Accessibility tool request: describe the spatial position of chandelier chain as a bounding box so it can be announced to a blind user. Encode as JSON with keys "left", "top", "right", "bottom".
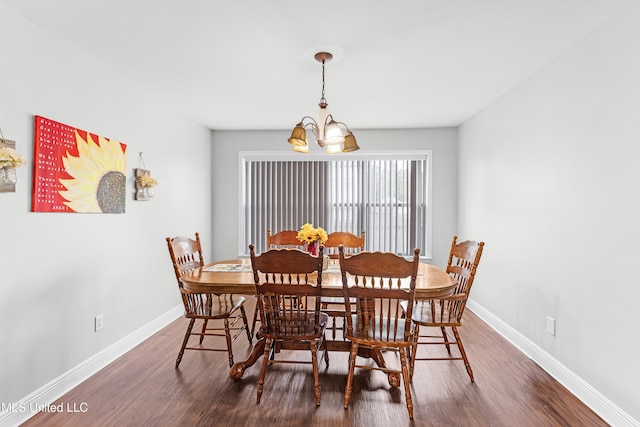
{"left": 320, "top": 59, "right": 327, "bottom": 104}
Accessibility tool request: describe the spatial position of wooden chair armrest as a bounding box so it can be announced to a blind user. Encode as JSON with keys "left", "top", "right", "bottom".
{"left": 439, "top": 293, "right": 467, "bottom": 301}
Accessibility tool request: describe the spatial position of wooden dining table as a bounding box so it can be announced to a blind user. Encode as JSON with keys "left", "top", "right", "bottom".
{"left": 180, "top": 257, "right": 457, "bottom": 386}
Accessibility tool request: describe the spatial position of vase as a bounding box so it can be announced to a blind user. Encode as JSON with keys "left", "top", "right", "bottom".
{"left": 0, "top": 167, "right": 17, "bottom": 185}
{"left": 305, "top": 241, "right": 318, "bottom": 256}
{"left": 136, "top": 187, "right": 149, "bottom": 201}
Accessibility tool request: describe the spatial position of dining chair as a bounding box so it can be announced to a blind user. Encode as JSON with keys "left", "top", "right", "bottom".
{"left": 323, "top": 230, "right": 365, "bottom": 259}
{"left": 266, "top": 228, "right": 304, "bottom": 250}
{"left": 320, "top": 231, "right": 365, "bottom": 339}
{"left": 339, "top": 246, "right": 421, "bottom": 420}
{"left": 249, "top": 244, "right": 329, "bottom": 406}
{"left": 250, "top": 229, "right": 307, "bottom": 336}
{"left": 248, "top": 229, "right": 304, "bottom": 332}
{"left": 408, "top": 235, "right": 484, "bottom": 381}
{"left": 166, "top": 232, "right": 252, "bottom": 368}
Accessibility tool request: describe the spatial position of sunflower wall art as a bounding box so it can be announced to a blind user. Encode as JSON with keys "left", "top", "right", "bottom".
{"left": 32, "top": 116, "right": 127, "bottom": 213}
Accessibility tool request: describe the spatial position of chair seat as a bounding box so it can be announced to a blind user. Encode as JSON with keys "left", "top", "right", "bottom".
{"left": 346, "top": 314, "right": 414, "bottom": 346}
{"left": 259, "top": 311, "right": 329, "bottom": 340}
{"left": 184, "top": 293, "right": 246, "bottom": 319}
{"left": 404, "top": 299, "right": 463, "bottom": 326}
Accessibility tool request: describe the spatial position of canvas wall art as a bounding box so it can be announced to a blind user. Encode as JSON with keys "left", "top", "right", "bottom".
{"left": 32, "top": 116, "right": 127, "bottom": 213}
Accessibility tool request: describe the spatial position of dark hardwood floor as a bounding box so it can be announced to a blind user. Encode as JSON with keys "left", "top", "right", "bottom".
{"left": 22, "top": 298, "right": 607, "bottom": 427}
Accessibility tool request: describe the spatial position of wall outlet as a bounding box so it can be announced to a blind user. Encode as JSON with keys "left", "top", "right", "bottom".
{"left": 95, "top": 314, "right": 104, "bottom": 332}
{"left": 546, "top": 316, "right": 556, "bottom": 336}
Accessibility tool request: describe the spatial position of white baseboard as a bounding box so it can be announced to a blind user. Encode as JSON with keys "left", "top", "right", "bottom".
{"left": 467, "top": 299, "right": 639, "bottom": 427}
{"left": 0, "top": 305, "right": 183, "bottom": 427}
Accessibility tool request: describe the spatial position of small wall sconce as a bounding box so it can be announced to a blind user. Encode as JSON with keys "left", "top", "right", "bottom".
{"left": 0, "top": 127, "right": 27, "bottom": 193}
{"left": 134, "top": 152, "right": 158, "bottom": 201}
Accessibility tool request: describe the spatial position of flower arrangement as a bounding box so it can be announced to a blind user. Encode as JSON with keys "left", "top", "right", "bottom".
{"left": 0, "top": 145, "right": 27, "bottom": 169}
{"left": 137, "top": 175, "right": 158, "bottom": 187}
{"left": 296, "top": 223, "right": 328, "bottom": 245}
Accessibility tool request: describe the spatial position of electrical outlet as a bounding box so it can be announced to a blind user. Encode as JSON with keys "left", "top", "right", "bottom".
{"left": 95, "top": 314, "right": 104, "bottom": 332}
{"left": 546, "top": 316, "right": 556, "bottom": 336}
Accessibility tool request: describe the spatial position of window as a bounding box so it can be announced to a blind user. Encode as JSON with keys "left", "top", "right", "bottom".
{"left": 239, "top": 151, "right": 432, "bottom": 258}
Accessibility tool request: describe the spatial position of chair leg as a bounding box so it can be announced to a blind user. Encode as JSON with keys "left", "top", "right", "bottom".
{"left": 223, "top": 317, "right": 234, "bottom": 368}
{"left": 452, "top": 326, "right": 474, "bottom": 382}
{"left": 240, "top": 305, "right": 252, "bottom": 344}
{"left": 310, "top": 339, "right": 321, "bottom": 406}
{"left": 322, "top": 334, "right": 330, "bottom": 368}
{"left": 199, "top": 319, "right": 208, "bottom": 344}
{"left": 441, "top": 326, "right": 451, "bottom": 353}
{"left": 399, "top": 347, "right": 414, "bottom": 420}
{"left": 344, "top": 342, "right": 358, "bottom": 409}
{"left": 410, "top": 324, "right": 419, "bottom": 380}
{"left": 331, "top": 316, "right": 337, "bottom": 340}
{"left": 257, "top": 337, "right": 272, "bottom": 403}
{"left": 176, "top": 318, "right": 196, "bottom": 368}
{"left": 251, "top": 303, "right": 259, "bottom": 338}
{"left": 341, "top": 316, "right": 348, "bottom": 341}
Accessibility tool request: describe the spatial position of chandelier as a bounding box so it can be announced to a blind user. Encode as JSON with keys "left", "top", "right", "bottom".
{"left": 287, "top": 52, "right": 359, "bottom": 153}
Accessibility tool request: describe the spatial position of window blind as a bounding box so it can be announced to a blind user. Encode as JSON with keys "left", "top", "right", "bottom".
{"left": 240, "top": 152, "right": 431, "bottom": 257}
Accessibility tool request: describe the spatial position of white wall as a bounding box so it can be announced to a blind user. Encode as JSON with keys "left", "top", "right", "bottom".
{"left": 8, "top": 0, "right": 637, "bottom": 422}
{"left": 0, "top": 4, "right": 212, "bottom": 406}
{"left": 210, "top": 128, "right": 458, "bottom": 268}
{"left": 459, "top": 3, "right": 640, "bottom": 422}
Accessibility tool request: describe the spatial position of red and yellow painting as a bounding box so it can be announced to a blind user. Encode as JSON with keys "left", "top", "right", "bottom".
{"left": 32, "top": 116, "right": 127, "bottom": 213}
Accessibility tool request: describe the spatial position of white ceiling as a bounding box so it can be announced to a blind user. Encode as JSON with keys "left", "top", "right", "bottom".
{"left": 2, "top": 0, "right": 635, "bottom": 130}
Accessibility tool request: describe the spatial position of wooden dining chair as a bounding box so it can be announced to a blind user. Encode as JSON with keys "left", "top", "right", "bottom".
{"left": 339, "top": 246, "right": 421, "bottom": 420}
{"left": 250, "top": 229, "right": 307, "bottom": 337}
{"left": 408, "top": 235, "right": 484, "bottom": 381}
{"left": 266, "top": 228, "right": 304, "bottom": 250}
{"left": 323, "top": 230, "right": 365, "bottom": 259}
{"left": 249, "top": 244, "right": 330, "bottom": 406}
{"left": 166, "top": 232, "right": 252, "bottom": 368}
{"left": 320, "top": 231, "right": 365, "bottom": 339}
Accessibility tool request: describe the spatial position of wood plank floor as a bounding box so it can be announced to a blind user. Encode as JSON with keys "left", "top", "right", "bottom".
{"left": 22, "top": 299, "right": 607, "bottom": 427}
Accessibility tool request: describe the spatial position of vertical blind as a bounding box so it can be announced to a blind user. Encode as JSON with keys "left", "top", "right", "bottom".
{"left": 241, "top": 153, "right": 430, "bottom": 257}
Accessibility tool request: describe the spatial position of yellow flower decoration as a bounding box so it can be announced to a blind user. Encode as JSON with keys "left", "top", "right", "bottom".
{"left": 138, "top": 175, "right": 158, "bottom": 187}
{"left": 0, "top": 146, "right": 27, "bottom": 169}
{"left": 296, "top": 223, "right": 328, "bottom": 244}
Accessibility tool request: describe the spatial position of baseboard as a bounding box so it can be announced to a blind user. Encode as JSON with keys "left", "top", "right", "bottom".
{"left": 467, "top": 299, "right": 639, "bottom": 427}
{"left": 0, "top": 305, "right": 183, "bottom": 427}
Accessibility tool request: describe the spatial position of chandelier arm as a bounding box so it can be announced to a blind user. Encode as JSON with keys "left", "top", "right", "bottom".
{"left": 298, "top": 116, "right": 319, "bottom": 127}
{"left": 322, "top": 114, "right": 335, "bottom": 127}
{"left": 298, "top": 116, "right": 320, "bottom": 137}
{"left": 332, "top": 120, "right": 351, "bottom": 131}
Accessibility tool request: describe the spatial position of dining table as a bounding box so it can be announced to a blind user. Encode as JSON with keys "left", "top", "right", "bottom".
{"left": 179, "top": 257, "right": 457, "bottom": 386}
